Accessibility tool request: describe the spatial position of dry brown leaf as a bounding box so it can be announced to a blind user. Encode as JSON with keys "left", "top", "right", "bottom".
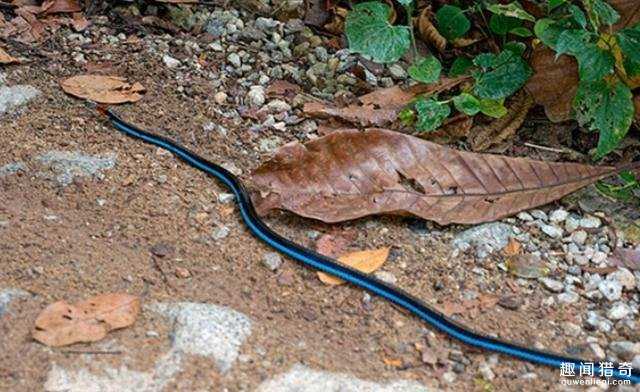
{"left": 417, "top": 7, "right": 446, "bottom": 52}
{"left": 609, "top": 247, "right": 640, "bottom": 270}
{"left": 252, "top": 128, "right": 635, "bottom": 225}
{"left": 0, "top": 47, "right": 19, "bottom": 64}
{"left": 527, "top": 1, "right": 640, "bottom": 122}
{"left": 41, "top": 0, "right": 82, "bottom": 14}
{"left": 60, "top": 75, "right": 146, "bottom": 104}
{"left": 304, "top": 78, "right": 467, "bottom": 128}
{"left": 33, "top": 293, "right": 140, "bottom": 347}
{"left": 502, "top": 238, "right": 522, "bottom": 257}
{"left": 470, "top": 90, "right": 534, "bottom": 151}
{"left": 317, "top": 247, "right": 390, "bottom": 285}
{"left": 70, "top": 12, "right": 89, "bottom": 31}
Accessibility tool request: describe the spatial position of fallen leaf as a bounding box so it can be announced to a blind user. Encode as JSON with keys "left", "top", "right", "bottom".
{"left": 33, "top": 293, "right": 140, "bottom": 347}
{"left": 506, "top": 254, "right": 550, "bottom": 279}
{"left": 383, "top": 357, "right": 403, "bottom": 367}
{"left": 60, "top": 75, "right": 145, "bottom": 104}
{"left": 419, "top": 113, "right": 473, "bottom": 144}
{"left": 526, "top": 1, "right": 640, "bottom": 122}
{"left": 0, "top": 47, "right": 19, "bottom": 64}
{"left": 317, "top": 247, "right": 390, "bottom": 285}
{"left": 41, "top": 0, "right": 82, "bottom": 14}
{"left": 252, "top": 128, "right": 632, "bottom": 225}
{"left": 470, "top": 90, "right": 534, "bottom": 151}
{"left": 417, "top": 7, "right": 446, "bottom": 52}
{"left": 304, "top": 78, "right": 467, "bottom": 128}
{"left": 609, "top": 247, "right": 640, "bottom": 270}
{"left": 70, "top": 12, "right": 89, "bottom": 31}
{"left": 316, "top": 234, "right": 351, "bottom": 258}
{"left": 502, "top": 238, "right": 522, "bottom": 257}
{"left": 304, "top": 0, "right": 333, "bottom": 29}
{"left": 266, "top": 80, "right": 302, "bottom": 99}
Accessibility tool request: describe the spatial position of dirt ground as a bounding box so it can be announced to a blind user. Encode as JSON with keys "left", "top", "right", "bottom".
{"left": 0, "top": 19, "right": 635, "bottom": 392}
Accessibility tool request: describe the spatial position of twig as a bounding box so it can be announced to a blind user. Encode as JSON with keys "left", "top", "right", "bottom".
{"left": 62, "top": 349, "right": 123, "bottom": 355}
{"left": 523, "top": 142, "right": 568, "bottom": 154}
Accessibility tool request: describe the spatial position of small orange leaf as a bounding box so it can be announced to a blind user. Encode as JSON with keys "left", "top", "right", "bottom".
{"left": 383, "top": 357, "right": 403, "bottom": 367}
{"left": 33, "top": 293, "right": 140, "bottom": 347}
{"left": 0, "top": 47, "right": 19, "bottom": 64}
{"left": 318, "top": 247, "right": 390, "bottom": 285}
{"left": 502, "top": 238, "right": 522, "bottom": 257}
{"left": 60, "top": 75, "right": 145, "bottom": 104}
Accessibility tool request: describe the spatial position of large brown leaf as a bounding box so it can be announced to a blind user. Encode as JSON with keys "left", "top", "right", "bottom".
{"left": 251, "top": 128, "right": 632, "bottom": 225}
{"left": 526, "top": 0, "right": 640, "bottom": 122}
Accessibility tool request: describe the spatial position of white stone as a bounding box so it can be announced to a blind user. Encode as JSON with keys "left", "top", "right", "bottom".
{"left": 227, "top": 52, "right": 241, "bottom": 67}
{"left": 540, "top": 278, "right": 564, "bottom": 293}
{"left": 539, "top": 223, "right": 563, "bottom": 239}
{"left": 266, "top": 99, "right": 291, "bottom": 113}
{"left": 257, "top": 364, "right": 430, "bottom": 392}
{"left": 557, "top": 291, "right": 579, "bottom": 304}
{"left": 598, "top": 279, "right": 622, "bottom": 301}
{"left": 607, "top": 302, "right": 631, "bottom": 320}
{"left": 549, "top": 209, "right": 569, "bottom": 223}
{"left": 162, "top": 54, "right": 180, "bottom": 68}
{"left": 570, "top": 230, "right": 588, "bottom": 245}
{"left": 262, "top": 252, "right": 282, "bottom": 271}
{"left": 579, "top": 216, "right": 601, "bottom": 229}
{"left": 246, "top": 85, "right": 266, "bottom": 107}
{"left": 608, "top": 268, "right": 636, "bottom": 291}
{"left": 214, "top": 91, "right": 227, "bottom": 105}
{"left": 517, "top": 212, "right": 533, "bottom": 221}
{"left": 0, "top": 85, "right": 40, "bottom": 115}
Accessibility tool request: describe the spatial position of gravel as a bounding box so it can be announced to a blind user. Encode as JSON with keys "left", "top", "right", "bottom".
{"left": 0, "top": 85, "right": 40, "bottom": 115}
{"left": 539, "top": 278, "right": 564, "bottom": 293}
{"left": 162, "top": 54, "right": 180, "bottom": 68}
{"left": 0, "top": 288, "right": 29, "bottom": 317}
{"left": 262, "top": 252, "right": 282, "bottom": 271}
{"left": 37, "top": 151, "right": 116, "bottom": 186}
{"left": 598, "top": 279, "right": 623, "bottom": 301}
{"left": 452, "top": 222, "right": 515, "bottom": 259}
{"left": 0, "top": 162, "right": 25, "bottom": 177}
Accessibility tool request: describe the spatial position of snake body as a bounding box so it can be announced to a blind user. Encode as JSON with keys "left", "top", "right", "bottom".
{"left": 101, "top": 108, "right": 639, "bottom": 384}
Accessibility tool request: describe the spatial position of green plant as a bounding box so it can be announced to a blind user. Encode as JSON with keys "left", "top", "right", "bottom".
{"left": 345, "top": 1, "right": 534, "bottom": 132}
{"left": 535, "top": 0, "right": 639, "bottom": 158}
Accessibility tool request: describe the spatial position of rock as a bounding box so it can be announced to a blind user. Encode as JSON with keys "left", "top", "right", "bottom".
{"left": 589, "top": 343, "right": 606, "bottom": 361}
{"left": 565, "top": 215, "right": 581, "bottom": 233}
{"left": 498, "top": 295, "right": 523, "bottom": 310}
{"left": 607, "top": 302, "right": 631, "bottom": 320}
{"left": 580, "top": 216, "right": 602, "bottom": 229}
{"left": 246, "top": 85, "right": 266, "bottom": 107}
{"left": 609, "top": 341, "right": 640, "bottom": 360}
{"left": 478, "top": 363, "right": 495, "bottom": 381}
{"left": 539, "top": 223, "right": 563, "bottom": 239}
{"left": 0, "top": 85, "right": 40, "bottom": 115}
{"left": 227, "top": 52, "right": 242, "bottom": 68}
{"left": 212, "top": 226, "right": 230, "bottom": 240}
{"left": 217, "top": 193, "right": 235, "bottom": 203}
{"left": 374, "top": 271, "right": 397, "bottom": 285}
{"left": 266, "top": 99, "right": 291, "bottom": 113}
{"left": 540, "top": 278, "right": 564, "bottom": 293}
{"left": 530, "top": 209, "right": 548, "bottom": 221}
{"left": 517, "top": 212, "right": 534, "bottom": 221}
{"left": 633, "top": 355, "right": 640, "bottom": 370}
{"left": 557, "top": 291, "right": 579, "bottom": 304}
{"left": 608, "top": 268, "right": 636, "bottom": 291}
{"left": 442, "top": 371, "right": 457, "bottom": 383}
{"left": 452, "top": 222, "right": 515, "bottom": 259}
{"left": 562, "top": 321, "right": 582, "bottom": 337}
{"left": 598, "top": 279, "right": 622, "bottom": 301}
{"left": 149, "top": 302, "right": 252, "bottom": 372}
{"left": 150, "top": 243, "right": 174, "bottom": 258}
{"left": 262, "top": 252, "right": 282, "bottom": 271}
{"left": 175, "top": 267, "right": 191, "bottom": 278}
{"left": 256, "top": 364, "right": 430, "bottom": 392}
{"left": 549, "top": 209, "right": 569, "bottom": 223}
{"left": 214, "top": 91, "right": 228, "bottom": 105}
{"left": 162, "top": 54, "right": 180, "bottom": 68}
{"left": 0, "top": 162, "right": 25, "bottom": 177}
{"left": 585, "top": 311, "right": 612, "bottom": 333}
{"left": 0, "top": 288, "right": 29, "bottom": 316}
{"left": 255, "top": 17, "right": 279, "bottom": 31}
{"left": 570, "top": 230, "right": 588, "bottom": 245}
{"left": 37, "top": 151, "right": 116, "bottom": 186}
{"left": 388, "top": 64, "right": 407, "bottom": 79}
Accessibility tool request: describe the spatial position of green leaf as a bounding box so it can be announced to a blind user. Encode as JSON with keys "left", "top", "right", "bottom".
{"left": 616, "top": 28, "right": 640, "bottom": 64}
{"left": 596, "top": 172, "right": 639, "bottom": 202}
{"left": 548, "top": 0, "right": 567, "bottom": 11}
{"left": 408, "top": 56, "right": 442, "bottom": 83}
{"left": 449, "top": 57, "right": 474, "bottom": 77}
{"left": 435, "top": 5, "right": 471, "bottom": 40}
{"left": 486, "top": 2, "right": 536, "bottom": 22}
{"left": 345, "top": 2, "right": 411, "bottom": 63}
{"left": 555, "top": 29, "right": 591, "bottom": 56}
{"left": 415, "top": 97, "right": 451, "bottom": 132}
{"left": 624, "top": 57, "right": 640, "bottom": 77}
{"left": 398, "top": 107, "right": 416, "bottom": 126}
{"left": 473, "top": 50, "right": 532, "bottom": 100}
{"left": 397, "top": 0, "right": 414, "bottom": 8}
{"left": 489, "top": 14, "right": 522, "bottom": 35}
{"left": 453, "top": 93, "right": 481, "bottom": 115}
{"left": 568, "top": 4, "right": 587, "bottom": 28}
{"left": 509, "top": 27, "right": 532, "bottom": 37}
{"left": 576, "top": 45, "right": 615, "bottom": 81}
{"left": 534, "top": 18, "right": 565, "bottom": 47}
{"left": 504, "top": 41, "right": 527, "bottom": 56}
{"left": 590, "top": 0, "right": 620, "bottom": 26}
{"left": 473, "top": 53, "right": 497, "bottom": 69}
{"left": 573, "top": 79, "right": 634, "bottom": 158}
{"left": 479, "top": 98, "right": 508, "bottom": 118}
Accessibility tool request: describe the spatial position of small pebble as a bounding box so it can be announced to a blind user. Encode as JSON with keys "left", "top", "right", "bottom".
{"left": 549, "top": 209, "right": 569, "bottom": 223}
{"left": 212, "top": 226, "right": 230, "bottom": 240}
{"left": 580, "top": 216, "right": 601, "bottom": 229}
{"left": 598, "top": 279, "right": 622, "bottom": 301}
{"left": 517, "top": 212, "right": 533, "bottom": 221}
{"left": 162, "top": 54, "right": 180, "bottom": 68}
{"left": 374, "top": 271, "right": 397, "bottom": 285}
{"left": 214, "top": 91, "right": 228, "bottom": 105}
{"left": 539, "top": 223, "right": 563, "bottom": 239}
{"left": 531, "top": 210, "right": 548, "bottom": 221}
{"left": 262, "top": 252, "right": 282, "bottom": 271}
{"left": 175, "top": 267, "right": 191, "bottom": 278}
{"left": 540, "top": 278, "right": 564, "bottom": 293}
{"left": 607, "top": 302, "right": 631, "bottom": 320}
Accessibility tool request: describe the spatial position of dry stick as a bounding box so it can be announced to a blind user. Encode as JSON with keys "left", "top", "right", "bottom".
{"left": 62, "top": 350, "right": 123, "bottom": 355}
{"left": 523, "top": 142, "right": 568, "bottom": 154}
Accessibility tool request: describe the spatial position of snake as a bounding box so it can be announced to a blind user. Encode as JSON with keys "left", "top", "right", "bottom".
{"left": 98, "top": 106, "right": 639, "bottom": 384}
